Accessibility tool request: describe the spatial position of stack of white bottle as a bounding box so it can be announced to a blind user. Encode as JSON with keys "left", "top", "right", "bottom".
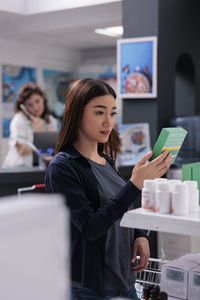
{"left": 141, "top": 178, "right": 199, "bottom": 215}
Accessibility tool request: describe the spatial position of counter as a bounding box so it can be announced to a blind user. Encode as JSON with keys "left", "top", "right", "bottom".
{"left": 0, "top": 167, "right": 46, "bottom": 196}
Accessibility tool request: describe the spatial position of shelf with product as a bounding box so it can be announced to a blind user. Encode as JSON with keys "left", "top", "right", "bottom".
{"left": 120, "top": 207, "right": 200, "bottom": 236}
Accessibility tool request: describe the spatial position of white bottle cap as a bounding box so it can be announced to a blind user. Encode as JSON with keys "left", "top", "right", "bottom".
{"left": 184, "top": 180, "right": 198, "bottom": 189}
{"left": 174, "top": 183, "right": 187, "bottom": 192}
{"left": 156, "top": 182, "right": 170, "bottom": 191}
{"left": 169, "top": 179, "right": 182, "bottom": 191}
{"left": 154, "top": 178, "right": 168, "bottom": 182}
{"left": 169, "top": 179, "right": 182, "bottom": 184}
{"left": 143, "top": 180, "right": 155, "bottom": 189}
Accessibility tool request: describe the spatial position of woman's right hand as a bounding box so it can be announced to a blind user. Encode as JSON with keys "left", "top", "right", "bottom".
{"left": 130, "top": 150, "right": 172, "bottom": 190}
{"left": 16, "top": 142, "right": 32, "bottom": 155}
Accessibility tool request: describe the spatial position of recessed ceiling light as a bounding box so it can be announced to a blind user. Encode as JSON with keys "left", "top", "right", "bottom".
{"left": 94, "top": 26, "right": 123, "bottom": 38}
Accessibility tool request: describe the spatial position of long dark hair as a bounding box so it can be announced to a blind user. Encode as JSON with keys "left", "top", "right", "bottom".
{"left": 15, "top": 82, "right": 50, "bottom": 123}
{"left": 55, "top": 78, "right": 117, "bottom": 157}
{"left": 103, "top": 126, "right": 122, "bottom": 160}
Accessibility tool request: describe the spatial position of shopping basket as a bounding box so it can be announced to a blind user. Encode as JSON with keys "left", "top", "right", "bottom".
{"left": 17, "top": 183, "right": 46, "bottom": 196}
{"left": 135, "top": 255, "right": 169, "bottom": 299}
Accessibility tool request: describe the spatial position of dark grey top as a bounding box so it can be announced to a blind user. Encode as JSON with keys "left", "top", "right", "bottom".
{"left": 87, "top": 158, "right": 135, "bottom": 292}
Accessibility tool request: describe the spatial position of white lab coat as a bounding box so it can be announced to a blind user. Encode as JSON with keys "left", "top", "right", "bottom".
{"left": 2, "top": 112, "right": 57, "bottom": 168}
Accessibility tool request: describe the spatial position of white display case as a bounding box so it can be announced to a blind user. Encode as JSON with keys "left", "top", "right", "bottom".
{"left": 120, "top": 207, "right": 200, "bottom": 236}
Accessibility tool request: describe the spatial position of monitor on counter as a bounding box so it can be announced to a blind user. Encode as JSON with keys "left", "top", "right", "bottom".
{"left": 33, "top": 131, "right": 59, "bottom": 166}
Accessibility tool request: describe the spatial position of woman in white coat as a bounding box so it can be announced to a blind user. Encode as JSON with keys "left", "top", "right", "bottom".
{"left": 2, "top": 82, "right": 57, "bottom": 168}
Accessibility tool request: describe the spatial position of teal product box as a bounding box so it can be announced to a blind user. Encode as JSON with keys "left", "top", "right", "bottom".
{"left": 192, "top": 163, "right": 200, "bottom": 190}
{"left": 182, "top": 163, "right": 193, "bottom": 181}
{"left": 150, "top": 127, "right": 188, "bottom": 164}
{"left": 182, "top": 162, "right": 200, "bottom": 204}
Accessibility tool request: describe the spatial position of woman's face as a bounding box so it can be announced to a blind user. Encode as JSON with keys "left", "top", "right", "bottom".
{"left": 24, "top": 93, "right": 45, "bottom": 117}
{"left": 78, "top": 94, "right": 116, "bottom": 145}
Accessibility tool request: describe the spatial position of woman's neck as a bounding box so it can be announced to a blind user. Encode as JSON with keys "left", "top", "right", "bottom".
{"left": 73, "top": 140, "right": 105, "bottom": 164}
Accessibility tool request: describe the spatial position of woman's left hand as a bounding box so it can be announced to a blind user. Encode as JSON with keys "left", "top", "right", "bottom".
{"left": 130, "top": 150, "right": 172, "bottom": 190}
{"left": 131, "top": 237, "right": 150, "bottom": 272}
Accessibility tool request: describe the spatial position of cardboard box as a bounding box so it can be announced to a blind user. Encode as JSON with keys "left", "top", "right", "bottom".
{"left": 188, "top": 264, "right": 200, "bottom": 300}
{"left": 192, "top": 163, "right": 200, "bottom": 190}
{"left": 182, "top": 163, "right": 193, "bottom": 181}
{"left": 151, "top": 127, "right": 187, "bottom": 164}
{"left": 177, "top": 254, "right": 200, "bottom": 265}
{"left": 161, "top": 258, "right": 198, "bottom": 299}
{"left": 182, "top": 162, "right": 200, "bottom": 204}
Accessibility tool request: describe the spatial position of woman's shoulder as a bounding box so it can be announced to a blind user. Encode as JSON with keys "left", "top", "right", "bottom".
{"left": 48, "top": 114, "right": 56, "bottom": 122}
{"left": 49, "top": 146, "right": 88, "bottom": 170}
{"left": 52, "top": 151, "right": 69, "bottom": 162}
{"left": 47, "top": 150, "right": 83, "bottom": 180}
{"left": 11, "top": 112, "right": 29, "bottom": 124}
{"left": 49, "top": 151, "right": 75, "bottom": 169}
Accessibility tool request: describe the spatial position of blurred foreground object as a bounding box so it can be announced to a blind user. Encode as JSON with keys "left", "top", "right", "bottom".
{"left": 0, "top": 193, "right": 70, "bottom": 300}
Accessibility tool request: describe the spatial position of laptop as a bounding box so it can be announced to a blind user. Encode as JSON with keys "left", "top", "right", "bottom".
{"left": 33, "top": 131, "right": 59, "bottom": 166}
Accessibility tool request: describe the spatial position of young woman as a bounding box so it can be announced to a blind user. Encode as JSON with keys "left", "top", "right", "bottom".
{"left": 2, "top": 82, "right": 57, "bottom": 168}
{"left": 45, "top": 78, "right": 172, "bottom": 300}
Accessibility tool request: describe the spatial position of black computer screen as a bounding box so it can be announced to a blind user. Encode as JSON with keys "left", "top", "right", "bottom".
{"left": 33, "top": 131, "right": 59, "bottom": 166}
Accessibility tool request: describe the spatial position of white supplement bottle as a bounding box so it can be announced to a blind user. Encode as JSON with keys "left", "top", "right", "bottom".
{"left": 154, "top": 178, "right": 168, "bottom": 184}
{"left": 168, "top": 179, "right": 182, "bottom": 192}
{"left": 155, "top": 181, "right": 170, "bottom": 214}
{"left": 154, "top": 178, "right": 168, "bottom": 192}
{"left": 184, "top": 180, "right": 199, "bottom": 212}
{"left": 171, "top": 183, "right": 189, "bottom": 215}
{"left": 154, "top": 178, "right": 168, "bottom": 183}
{"left": 141, "top": 180, "right": 155, "bottom": 211}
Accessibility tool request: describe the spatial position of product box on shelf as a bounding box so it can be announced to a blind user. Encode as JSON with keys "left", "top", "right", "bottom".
{"left": 178, "top": 254, "right": 200, "bottom": 265}
{"left": 182, "top": 163, "right": 193, "bottom": 181}
{"left": 188, "top": 264, "right": 200, "bottom": 300}
{"left": 182, "top": 162, "right": 200, "bottom": 204}
{"left": 150, "top": 127, "right": 187, "bottom": 164}
{"left": 192, "top": 163, "right": 200, "bottom": 190}
{"left": 161, "top": 257, "right": 198, "bottom": 300}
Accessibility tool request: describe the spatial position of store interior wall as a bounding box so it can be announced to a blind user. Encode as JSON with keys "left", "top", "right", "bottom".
{"left": 122, "top": 0, "right": 159, "bottom": 258}
{"left": 122, "top": 0, "right": 200, "bottom": 258}
{"left": 2, "top": 0, "right": 200, "bottom": 165}
{"left": 1, "top": 0, "right": 200, "bottom": 166}
{"left": 122, "top": 0, "right": 159, "bottom": 145}
{"left": 123, "top": 0, "right": 200, "bottom": 140}
{"left": 157, "top": 0, "right": 200, "bottom": 130}
{"left": 0, "top": 37, "right": 80, "bottom": 165}
{"left": 175, "top": 54, "right": 195, "bottom": 116}
{"left": 81, "top": 46, "right": 116, "bottom": 65}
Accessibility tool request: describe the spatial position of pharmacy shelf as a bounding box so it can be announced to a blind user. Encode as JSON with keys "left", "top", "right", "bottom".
{"left": 120, "top": 208, "right": 200, "bottom": 236}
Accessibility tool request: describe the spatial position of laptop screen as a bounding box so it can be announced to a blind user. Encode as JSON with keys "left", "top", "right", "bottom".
{"left": 33, "top": 131, "right": 59, "bottom": 166}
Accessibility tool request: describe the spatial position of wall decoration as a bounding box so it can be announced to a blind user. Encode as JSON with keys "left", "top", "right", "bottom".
{"left": 42, "top": 69, "right": 73, "bottom": 129}
{"left": 2, "top": 64, "right": 37, "bottom": 138}
{"left": 117, "top": 36, "right": 157, "bottom": 98}
{"left": 116, "top": 123, "right": 151, "bottom": 166}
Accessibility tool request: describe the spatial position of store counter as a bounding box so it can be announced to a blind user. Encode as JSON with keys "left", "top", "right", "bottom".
{"left": 0, "top": 167, "right": 46, "bottom": 197}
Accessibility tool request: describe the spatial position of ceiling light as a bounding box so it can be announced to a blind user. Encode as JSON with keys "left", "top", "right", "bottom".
{"left": 95, "top": 26, "right": 123, "bottom": 38}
